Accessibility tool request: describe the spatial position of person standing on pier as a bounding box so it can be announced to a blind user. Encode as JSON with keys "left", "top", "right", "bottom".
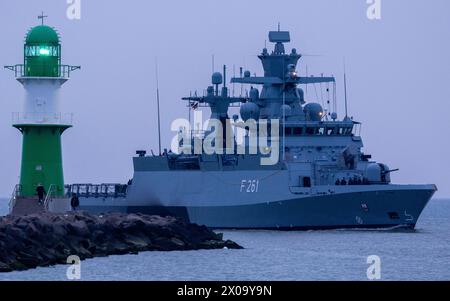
{"left": 36, "top": 184, "right": 45, "bottom": 205}
{"left": 71, "top": 193, "right": 80, "bottom": 211}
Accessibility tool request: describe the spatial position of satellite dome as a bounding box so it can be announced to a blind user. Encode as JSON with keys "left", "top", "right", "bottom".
{"left": 331, "top": 112, "right": 338, "bottom": 120}
{"left": 304, "top": 103, "right": 324, "bottom": 121}
{"left": 26, "top": 25, "right": 59, "bottom": 45}
{"left": 280, "top": 104, "right": 292, "bottom": 117}
{"left": 240, "top": 102, "right": 260, "bottom": 121}
{"left": 211, "top": 72, "right": 223, "bottom": 85}
{"left": 244, "top": 70, "right": 251, "bottom": 78}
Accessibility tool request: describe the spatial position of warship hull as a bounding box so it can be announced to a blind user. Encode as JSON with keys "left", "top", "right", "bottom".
{"left": 79, "top": 183, "right": 436, "bottom": 230}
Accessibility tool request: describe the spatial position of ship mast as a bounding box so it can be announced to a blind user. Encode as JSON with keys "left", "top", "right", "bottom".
{"left": 343, "top": 58, "right": 349, "bottom": 118}
{"left": 155, "top": 58, "right": 162, "bottom": 155}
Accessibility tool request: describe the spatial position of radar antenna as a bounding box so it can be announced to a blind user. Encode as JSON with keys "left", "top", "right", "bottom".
{"left": 155, "top": 58, "right": 162, "bottom": 155}
{"left": 343, "top": 58, "right": 349, "bottom": 118}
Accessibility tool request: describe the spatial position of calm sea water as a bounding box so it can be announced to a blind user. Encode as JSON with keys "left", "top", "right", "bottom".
{"left": 0, "top": 198, "right": 449, "bottom": 281}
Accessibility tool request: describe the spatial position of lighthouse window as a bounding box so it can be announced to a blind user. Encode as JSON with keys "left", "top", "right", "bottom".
{"left": 39, "top": 48, "right": 50, "bottom": 55}
{"left": 25, "top": 45, "right": 59, "bottom": 57}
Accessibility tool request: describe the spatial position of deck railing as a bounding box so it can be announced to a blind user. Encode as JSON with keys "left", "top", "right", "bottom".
{"left": 65, "top": 183, "right": 128, "bottom": 198}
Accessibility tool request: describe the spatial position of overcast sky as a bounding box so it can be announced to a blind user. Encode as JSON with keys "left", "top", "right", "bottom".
{"left": 0, "top": 0, "right": 449, "bottom": 198}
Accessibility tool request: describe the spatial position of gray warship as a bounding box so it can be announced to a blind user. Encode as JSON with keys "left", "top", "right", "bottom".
{"left": 71, "top": 30, "right": 437, "bottom": 230}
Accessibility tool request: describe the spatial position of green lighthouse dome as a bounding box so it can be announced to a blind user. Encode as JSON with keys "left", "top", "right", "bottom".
{"left": 24, "top": 25, "right": 61, "bottom": 77}
{"left": 25, "top": 25, "right": 60, "bottom": 45}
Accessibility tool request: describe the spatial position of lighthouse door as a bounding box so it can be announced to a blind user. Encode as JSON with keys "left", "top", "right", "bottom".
{"left": 32, "top": 167, "right": 46, "bottom": 195}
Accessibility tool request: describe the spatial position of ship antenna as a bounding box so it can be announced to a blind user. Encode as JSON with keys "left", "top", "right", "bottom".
{"left": 282, "top": 59, "right": 286, "bottom": 161}
{"left": 333, "top": 77, "right": 337, "bottom": 116}
{"left": 223, "top": 65, "right": 227, "bottom": 89}
{"left": 343, "top": 58, "right": 349, "bottom": 118}
{"left": 189, "top": 91, "right": 192, "bottom": 125}
{"left": 239, "top": 67, "right": 243, "bottom": 97}
{"left": 305, "top": 65, "right": 309, "bottom": 96}
{"left": 232, "top": 64, "right": 236, "bottom": 97}
{"left": 155, "top": 58, "right": 162, "bottom": 156}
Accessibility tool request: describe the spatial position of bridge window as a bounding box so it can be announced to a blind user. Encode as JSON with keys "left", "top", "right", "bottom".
{"left": 285, "top": 127, "right": 304, "bottom": 136}
{"left": 284, "top": 125, "right": 354, "bottom": 136}
{"left": 294, "top": 127, "right": 303, "bottom": 135}
{"left": 285, "top": 127, "right": 292, "bottom": 136}
{"left": 306, "top": 127, "right": 315, "bottom": 135}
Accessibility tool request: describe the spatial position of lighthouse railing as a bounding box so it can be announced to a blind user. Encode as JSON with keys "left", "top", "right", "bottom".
{"left": 44, "top": 184, "right": 56, "bottom": 212}
{"left": 9, "top": 184, "right": 22, "bottom": 214}
{"left": 4, "top": 64, "right": 80, "bottom": 78}
{"left": 12, "top": 112, "right": 73, "bottom": 126}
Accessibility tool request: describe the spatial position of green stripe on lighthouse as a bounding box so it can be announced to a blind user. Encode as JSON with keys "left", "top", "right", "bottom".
{"left": 15, "top": 125, "right": 70, "bottom": 197}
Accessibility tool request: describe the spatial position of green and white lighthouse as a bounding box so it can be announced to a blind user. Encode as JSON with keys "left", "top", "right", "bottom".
{"left": 5, "top": 16, "right": 79, "bottom": 206}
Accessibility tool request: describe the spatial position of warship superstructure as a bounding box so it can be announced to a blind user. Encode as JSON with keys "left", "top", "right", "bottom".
{"left": 73, "top": 30, "right": 437, "bottom": 230}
